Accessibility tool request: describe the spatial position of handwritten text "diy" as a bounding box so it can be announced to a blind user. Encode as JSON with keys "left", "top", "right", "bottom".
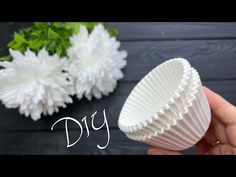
{"left": 51, "top": 109, "right": 110, "bottom": 150}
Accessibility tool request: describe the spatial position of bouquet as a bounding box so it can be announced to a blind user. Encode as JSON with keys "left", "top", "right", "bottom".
{"left": 0, "top": 22, "right": 127, "bottom": 121}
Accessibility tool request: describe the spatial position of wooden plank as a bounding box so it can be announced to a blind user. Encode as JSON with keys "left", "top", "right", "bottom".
{"left": 2, "top": 24, "right": 236, "bottom": 81}
{"left": 120, "top": 40, "right": 236, "bottom": 81}
{"left": 0, "top": 82, "right": 133, "bottom": 131}
{"left": 2, "top": 39, "right": 236, "bottom": 81}
{"left": 0, "top": 22, "right": 32, "bottom": 55}
{"left": 1, "top": 23, "right": 236, "bottom": 44}
{"left": 0, "top": 80, "right": 236, "bottom": 132}
{"left": 108, "top": 22, "right": 236, "bottom": 41}
{"left": 0, "top": 129, "right": 149, "bottom": 155}
{"left": 0, "top": 23, "right": 234, "bottom": 155}
{"left": 0, "top": 129, "right": 195, "bottom": 155}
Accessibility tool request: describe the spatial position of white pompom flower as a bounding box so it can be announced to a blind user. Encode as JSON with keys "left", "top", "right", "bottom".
{"left": 0, "top": 48, "right": 74, "bottom": 121}
{"left": 67, "top": 24, "right": 128, "bottom": 100}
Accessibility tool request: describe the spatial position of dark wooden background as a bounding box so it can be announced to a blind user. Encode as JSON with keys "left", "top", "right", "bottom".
{"left": 0, "top": 22, "right": 236, "bottom": 155}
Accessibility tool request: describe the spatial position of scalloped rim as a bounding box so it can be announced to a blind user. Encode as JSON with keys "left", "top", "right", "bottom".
{"left": 118, "top": 58, "right": 193, "bottom": 133}
{"left": 126, "top": 68, "right": 203, "bottom": 141}
{"left": 126, "top": 68, "right": 200, "bottom": 138}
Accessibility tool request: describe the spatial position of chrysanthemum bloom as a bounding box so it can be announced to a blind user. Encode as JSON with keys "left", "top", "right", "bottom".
{"left": 0, "top": 48, "right": 74, "bottom": 121}
{"left": 67, "top": 24, "right": 127, "bottom": 100}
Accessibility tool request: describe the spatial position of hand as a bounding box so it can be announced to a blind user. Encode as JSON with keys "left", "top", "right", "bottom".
{"left": 148, "top": 87, "right": 236, "bottom": 155}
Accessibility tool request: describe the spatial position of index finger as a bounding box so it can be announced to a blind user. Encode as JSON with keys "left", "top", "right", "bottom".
{"left": 203, "top": 87, "right": 236, "bottom": 147}
{"left": 203, "top": 87, "right": 236, "bottom": 126}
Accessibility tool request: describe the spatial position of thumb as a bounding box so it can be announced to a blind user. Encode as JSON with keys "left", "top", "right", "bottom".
{"left": 147, "top": 147, "right": 182, "bottom": 155}
{"left": 203, "top": 87, "right": 236, "bottom": 125}
{"left": 203, "top": 87, "right": 236, "bottom": 147}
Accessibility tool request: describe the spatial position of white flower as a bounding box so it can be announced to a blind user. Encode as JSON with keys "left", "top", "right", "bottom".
{"left": 67, "top": 24, "right": 127, "bottom": 100}
{"left": 0, "top": 48, "right": 74, "bottom": 121}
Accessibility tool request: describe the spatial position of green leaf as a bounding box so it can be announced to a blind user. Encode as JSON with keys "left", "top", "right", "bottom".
{"left": 31, "top": 29, "right": 43, "bottom": 38}
{"left": 7, "top": 32, "right": 27, "bottom": 50}
{"left": 105, "top": 25, "right": 119, "bottom": 36}
{"left": 84, "top": 22, "right": 101, "bottom": 32}
{"left": 65, "top": 22, "right": 103, "bottom": 34}
{"left": 65, "top": 22, "right": 84, "bottom": 34}
{"left": 65, "top": 22, "right": 119, "bottom": 37}
{"left": 48, "top": 28, "right": 59, "bottom": 40}
{"left": 1, "top": 22, "right": 119, "bottom": 61}
{"left": 46, "top": 40, "right": 57, "bottom": 53}
{"left": 5, "top": 22, "right": 74, "bottom": 58}
{"left": 34, "top": 22, "right": 46, "bottom": 29}
{"left": 52, "top": 22, "right": 63, "bottom": 28}
{"left": 14, "top": 32, "right": 27, "bottom": 43}
{"left": 0, "top": 55, "right": 12, "bottom": 62}
{"left": 28, "top": 39, "right": 43, "bottom": 51}
{"left": 55, "top": 45, "right": 63, "bottom": 56}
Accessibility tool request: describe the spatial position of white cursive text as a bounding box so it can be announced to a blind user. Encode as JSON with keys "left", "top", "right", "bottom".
{"left": 51, "top": 109, "right": 110, "bottom": 150}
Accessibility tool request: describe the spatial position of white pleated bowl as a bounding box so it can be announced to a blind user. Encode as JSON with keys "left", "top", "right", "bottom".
{"left": 118, "top": 58, "right": 211, "bottom": 151}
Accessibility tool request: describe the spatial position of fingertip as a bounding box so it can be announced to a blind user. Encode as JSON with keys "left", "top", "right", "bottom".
{"left": 147, "top": 147, "right": 160, "bottom": 155}
{"left": 202, "top": 86, "right": 214, "bottom": 102}
{"left": 147, "top": 147, "right": 182, "bottom": 155}
{"left": 202, "top": 86, "right": 236, "bottom": 126}
{"left": 203, "top": 86, "right": 209, "bottom": 91}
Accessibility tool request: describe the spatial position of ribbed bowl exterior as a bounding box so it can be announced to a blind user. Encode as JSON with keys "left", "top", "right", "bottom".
{"left": 118, "top": 58, "right": 211, "bottom": 151}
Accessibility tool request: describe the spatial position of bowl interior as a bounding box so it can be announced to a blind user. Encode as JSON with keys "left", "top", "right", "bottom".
{"left": 119, "top": 59, "right": 187, "bottom": 128}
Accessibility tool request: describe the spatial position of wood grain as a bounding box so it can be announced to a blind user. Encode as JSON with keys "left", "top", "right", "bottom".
{"left": 2, "top": 38, "right": 236, "bottom": 81}
{"left": 0, "top": 129, "right": 149, "bottom": 155}
{"left": 0, "top": 22, "right": 236, "bottom": 155}
{"left": 2, "top": 23, "right": 236, "bottom": 81}
{"left": 0, "top": 129, "right": 197, "bottom": 155}
{"left": 121, "top": 40, "right": 236, "bottom": 82}
{"left": 108, "top": 22, "right": 236, "bottom": 41}
{"left": 1, "top": 22, "right": 236, "bottom": 44}
{"left": 1, "top": 80, "right": 236, "bottom": 132}
{"left": 0, "top": 22, "right": 31, "bottom": 55}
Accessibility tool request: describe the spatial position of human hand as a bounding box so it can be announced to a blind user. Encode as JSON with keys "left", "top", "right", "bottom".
{"left": 148, "top": 87, "right": 236, "bottom": 155}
